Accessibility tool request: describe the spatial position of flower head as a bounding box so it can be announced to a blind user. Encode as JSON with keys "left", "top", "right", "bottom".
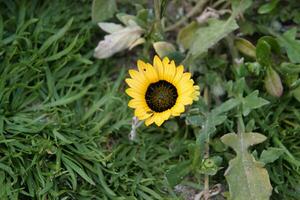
{"left": 126, "top": 56, "right": 200, "bottom": 126}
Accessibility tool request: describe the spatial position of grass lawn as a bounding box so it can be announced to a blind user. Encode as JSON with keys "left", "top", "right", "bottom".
{"left": 1, "top": 0, "right": 300, "bottom": 200}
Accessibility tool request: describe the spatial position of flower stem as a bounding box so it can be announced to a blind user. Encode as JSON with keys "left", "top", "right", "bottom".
{"left": 237, "top": 114, "right": 245, "bottom": 134}
{"left": 203, "top": 141, "right": 210, "bottom": 200}
{"left": 154, "top": 0, "right": 163, "bottom": 34}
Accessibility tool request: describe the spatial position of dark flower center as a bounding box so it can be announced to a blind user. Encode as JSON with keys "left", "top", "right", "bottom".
{"left": 145, "top": 80, "right": 178, "bottom": 112}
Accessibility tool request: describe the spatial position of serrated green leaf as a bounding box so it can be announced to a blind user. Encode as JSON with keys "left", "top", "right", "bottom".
{"left": 242, "top": 90, "right": 269, "bottom": 116}
{"left": 212, "top": 98, "right": 241, "bottom": 115}
{"left": 221, "top": 132, "right": 272, "bottom": 200}
{"left": 277, "top": 28, "right": 300, "bottom": 63}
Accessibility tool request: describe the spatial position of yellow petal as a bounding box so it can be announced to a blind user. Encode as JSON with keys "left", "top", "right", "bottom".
{"left": 181, "top": 72, "right": 191, "bottom": 80}
{"left": 153, "top": 55, "right": 164, "bottom": 79}
{"left": 144, "top": 63, "right": 159, "bottom": 83}
{"left": 171, "top": 103, "right": 185, "bottom": 116}
{"left": 135, "top": 108, "right": 152, "bottom": 120}
{"left": 125, "top": 78, "right": 146, "bottom": 91}
{"left": 163, "top": 60, "right": 176, "bottom": 83}
{"left": 175, "top": 73, "right": 193, "bottom": 93}
{"left": 137, "top": 113, "right": 152, "bottom": 120}
{"left": 162, "top": 57, "right": 170, "bottom": 81}
{"left": 145, "top": 115, "right": 156, "bottom": 126}
{"left": 137, "top": 60, "right": 147, "bottom": 72}
{"left": 128, "top": 99, "right": 147, "bottom": 108}
{"left": 180, "top": 85, "right": 196, "bottom": 95}
{"left": 168, "top": 60, "right": 177, "bottom": 82}
{"left": 125, "top": 88, "right": 144, "bottom": 99}
{"left": 162, "top": 109, "right": 171, "bottom": 120}
{"left": 177, "top": 96, "right": 193, "bottom": 105}
{"left": 128, "top": 69, "right": 149, "bottom": 85}
{"left": 154, "top": 113, "right": 165, "bottom": 126}
{"left": 194, "top": 85, "right": 200, "bottom": 91}
{"left": 162, "top": 57, "right": 170, "bottom": 66}
{"left": 172, "top": 65, "right": 184, "bottom": 85}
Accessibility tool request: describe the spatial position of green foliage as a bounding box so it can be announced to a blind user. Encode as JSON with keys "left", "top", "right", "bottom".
{"left": 91, "top": 0, "right": 117, "bottom": 22}
{"left": 221, "top": 132, "right": 272, "bottom": 200}
{"left": 277, "top": 28, "right": 300, "bottom": 63}
{"left": 1, "top": 0, "right": 300, "bottom": 199}
{"left": 258, "top": 0, "right": 279, "bottom": 14}
{"left": 259, "top": 147, "right": 284, "bottom": 165}
{"left": 189, "top": 18, "right": 239, "bottom": 58}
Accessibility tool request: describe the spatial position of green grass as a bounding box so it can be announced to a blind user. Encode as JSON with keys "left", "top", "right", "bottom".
{"left": 1, "top": 0, "right": 300, "bottom": 200}
{"left": 0, "top": 1, "right": 194, "bottom": 199}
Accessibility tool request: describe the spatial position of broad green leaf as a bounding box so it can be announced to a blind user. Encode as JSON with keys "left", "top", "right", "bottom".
{"left": 277, "top": 28, "right": 300, "bottom": 63}
{"left": 189, "top": 98, "right": 241, "bottom": 166}
{"left": 292, "top": 85, "right": 300, "bottom": 102}
{"left": 221, "top": 132, "right": 272, "bottom": 200}
{"left": 242, "top": 90, "right": 269, "bottom": 116}
{"left": 91, "top": 0, "right": 117, "bottom": 22}
{"left": 153, "top": 41, "right": 176, "bottom": 58}
{"left": 116, "top": 13, "right": 136, "bottom": 26}
{"left": 231, "top": 0, "right": 253, "bottom": 17}
{"left": 177, "top": 21, "right": 200, "bottom": 50}
{"left": 235, "top": 37, "right": 256, "bottom": 58}
{"left": 189, "top": 18, "right": 238, "bottom": 58}
{"left": 259, "top": 36, "right": 280, "bottom": 54}
{"left": 166, "top": 160, "right": 191, "bottom": 187}
{"left": 260, "top": 147, "right": 284, "bottom": 164}
{"left": 212, "top": 98, "right": 241, "bottom": 115}
{"left": 256, "top": 39, "right": 271, "bottom": 67}
{"left": 258, "top": 0, "right": 279, "bottom": 14}
{"left": 264, "top": 67, "right": 283, "bottom": 97}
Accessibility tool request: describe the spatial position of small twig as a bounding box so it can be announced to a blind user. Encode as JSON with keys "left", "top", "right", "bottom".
{"left": 165, "top": 0, "right": 208, "bottom": 32}
{"left": 129, "top": 117, "right": 143, "bottom": 141}
{"left": 196, "top": 7, "right": 231, "bottom": 23}
{"left": 194, "top": 184, "right": 222, "bottom": 200}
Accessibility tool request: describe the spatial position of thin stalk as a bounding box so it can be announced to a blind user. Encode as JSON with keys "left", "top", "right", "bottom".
{"left": 203, "top": 141, "right": 210, "bottom": 200}
{"left": 154, "top": 0, "right": 161, "bottom": 21}
{"left": 203, "top": 88, "right": 211, "bottom": 200}
{"left": 165, "top": 0, "right": 208, "bottom": 32}
{"left": 237, "top": 113, "right": 245, "bottom": 134}
{"left": 154, "top": 0, "right": 163, "bottom": 34}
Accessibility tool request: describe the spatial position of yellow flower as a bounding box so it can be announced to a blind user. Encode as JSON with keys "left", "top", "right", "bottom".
{"left": 126, "top": 55, "right": 200, "bottom": 126}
